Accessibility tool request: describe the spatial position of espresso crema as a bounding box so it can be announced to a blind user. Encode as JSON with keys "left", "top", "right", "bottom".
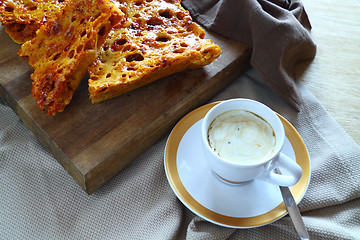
{"left": 207, "top": 109, "right": 276, "bottom": 164}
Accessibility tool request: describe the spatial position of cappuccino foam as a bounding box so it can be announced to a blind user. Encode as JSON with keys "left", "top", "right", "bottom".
{"left": 207, "top": 110, "right": 276, "bottom": 164}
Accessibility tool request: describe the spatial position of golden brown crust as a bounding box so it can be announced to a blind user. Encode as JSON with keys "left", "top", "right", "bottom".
{"left": 0, "top": 0, "right": 67, "bottom": 43}
{"left": 2, "top": 0, "right": 220, "bottom": 114}
{"left": 18, "top": 0, "right": 123, "bottom": 115}
{"left": 88, "top": 0, "right": 221, "bottom": 103}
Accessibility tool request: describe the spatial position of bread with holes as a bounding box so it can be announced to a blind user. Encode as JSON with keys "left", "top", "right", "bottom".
{"left": 0, "top": 0, "right": 68, "bottom": 44}
{"left": 18, "top": 0, "right": 123, "bottom": 115}
{"left": 88, "top": 0, "right": 221, "bottom": 103}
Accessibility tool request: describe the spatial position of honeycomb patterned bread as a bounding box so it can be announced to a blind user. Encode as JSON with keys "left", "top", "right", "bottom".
{"left": 88, "top": 0, "right": 221, "bottom": 103}
{"left": 18, "top": 0, "right": 123, "bottom": 115}
{"left": 0, "top": 0, "right": 67, "bottom": 44}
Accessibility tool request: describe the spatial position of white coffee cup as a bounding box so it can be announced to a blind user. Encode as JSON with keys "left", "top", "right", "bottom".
{"left": 201, "top": 98, "right": 302, "bottom": 186}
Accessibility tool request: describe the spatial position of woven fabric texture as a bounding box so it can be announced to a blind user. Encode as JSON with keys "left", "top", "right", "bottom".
{"left": 1, "top": 68, "right": 360, "bottom": 239}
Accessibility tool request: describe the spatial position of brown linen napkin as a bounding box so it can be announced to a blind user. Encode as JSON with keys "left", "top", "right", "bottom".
{"left": 182, "top": 0, "right": 317, "bottom": 110}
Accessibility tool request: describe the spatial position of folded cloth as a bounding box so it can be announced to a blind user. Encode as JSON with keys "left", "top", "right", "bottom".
{"left": 1, "top": 68, "right": 360, "bottom": 239}
{"left": 182, "top": 0, "right": 317, "bottom": 110}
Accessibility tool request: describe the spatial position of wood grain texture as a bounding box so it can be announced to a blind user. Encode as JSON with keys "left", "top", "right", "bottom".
{"left": 298, "top": 0, "right": 360, "bottom": 146}
{"left": 0, "top": 24, "right": 251, "bottom": 194}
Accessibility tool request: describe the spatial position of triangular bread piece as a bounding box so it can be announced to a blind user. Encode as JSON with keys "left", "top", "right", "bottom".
{"left": 0, "top": 0, "right": 67, "bottom": 44}
{"left": 18, "top": 0, "right": 123, "bottom": 115}
{"left": 88, "top": 0, "right": 221, "bottom": 103}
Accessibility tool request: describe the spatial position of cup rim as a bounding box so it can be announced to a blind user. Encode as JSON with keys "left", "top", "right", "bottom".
{"left": 201, "top": 98, "right": 285, "bottom": 167}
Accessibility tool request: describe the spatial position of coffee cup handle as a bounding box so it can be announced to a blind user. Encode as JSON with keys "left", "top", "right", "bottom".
{"left": 260, "top": 153, "right": 302, "bottom": 186}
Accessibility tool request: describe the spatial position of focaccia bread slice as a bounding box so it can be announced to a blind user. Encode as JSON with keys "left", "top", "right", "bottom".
{"left": 0, "top": 0, "right": 67, "bottom": 44}
{"left": 88, "top": 0, "right": 221, "bottom": 103}
{"left": 18, "top": 0, "right": 123, "bottom": 115}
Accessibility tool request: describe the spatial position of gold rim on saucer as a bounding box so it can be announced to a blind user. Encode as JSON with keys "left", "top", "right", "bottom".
{"left": 164, "top": 102, "right": 310, "bottom": 228}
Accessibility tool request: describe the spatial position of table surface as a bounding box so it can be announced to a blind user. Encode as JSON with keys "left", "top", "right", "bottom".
{"left": 298, "top": 0, "right": 360, "bottom": 146}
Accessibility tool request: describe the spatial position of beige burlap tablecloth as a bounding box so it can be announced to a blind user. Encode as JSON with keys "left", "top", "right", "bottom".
{"left": 1, "top": 68, "right": 360, "bottom": 239}
{"left": 1, "top": 0, "right": 359, "bottom": 238}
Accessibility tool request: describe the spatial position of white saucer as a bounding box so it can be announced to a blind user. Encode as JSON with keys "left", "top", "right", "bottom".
{"left": 164, "top": 102, "right": 311, "bottom": 228}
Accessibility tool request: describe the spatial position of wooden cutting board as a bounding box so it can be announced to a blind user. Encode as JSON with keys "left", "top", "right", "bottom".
{"left": 0, "top": 24, "right": 251, "bottom": 194}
